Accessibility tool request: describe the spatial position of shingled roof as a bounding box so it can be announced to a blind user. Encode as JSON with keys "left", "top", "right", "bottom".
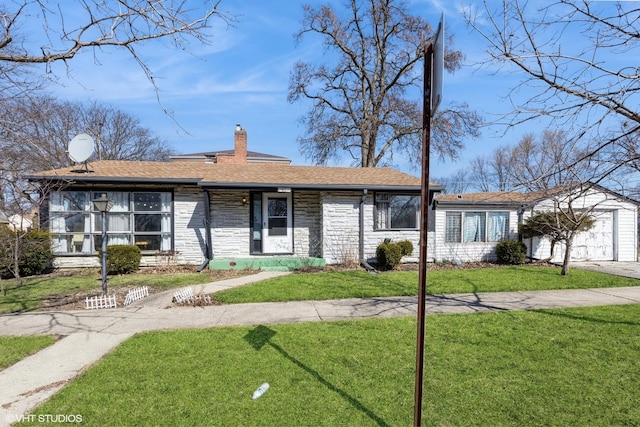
{"left": 26, "top": 160, "right": 439, "bottom": 191}
{"left": 435, "top": 184, "right": 640, "bottom": 207}
{"left": 169, "top": 150, "right": 291, "bottom": 164}
{"left": 435, "top": 191, "right": 534, "bottom": 205}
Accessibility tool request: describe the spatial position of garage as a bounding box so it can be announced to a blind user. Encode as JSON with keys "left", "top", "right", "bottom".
{"left": 569, "top": 211, "right": 614, "bottom": 261}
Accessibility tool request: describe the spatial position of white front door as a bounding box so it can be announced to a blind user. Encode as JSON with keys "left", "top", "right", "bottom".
{"left": 262, "top": 192, "right": 293, "bottom": 254}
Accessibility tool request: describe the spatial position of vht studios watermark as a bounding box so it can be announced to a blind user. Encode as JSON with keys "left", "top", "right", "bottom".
{"left": 6, "top": 413, "right": 83, "bottom": 424}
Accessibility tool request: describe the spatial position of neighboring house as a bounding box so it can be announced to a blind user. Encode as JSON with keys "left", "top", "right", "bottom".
{"left": 0, "top": 209, "right": 30, "bottom": 230}
{"left": 434, "top": 184, "right": 639, "bottom": 263}
{"left": 27, "top": 125, "right": 441, "bottom": 270}
{"left": 7, "top": 213, "right": 33, "bottom": 231}
{"left": 168, "top": 124, "right": 292, "bottom": 165}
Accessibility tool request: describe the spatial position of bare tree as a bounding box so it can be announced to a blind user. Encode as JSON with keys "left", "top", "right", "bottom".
{"left": 0, "top": 176, "right": 62, "bottom": 289}
{"left": 434, "top": 169, "right": 470, "bottom": 195}
{"left": 461, "top": 128, "right": 606, "bottom": 274}
{"left": 521, "top": 189, "right": 596, "bottom": 276}
{"left": 0, "top": 95, "right": 173, "bottom": 170}
{"left": 465, "top": 129, "right": 597, "bottom": 193}
{"left": 0, "top": 95, "right": 173, "bottom": 228}
{"left": 0, "top": 1, "right": 229, "bottom": 99}
{"left": 288, "top": 0, "right": 482, "bottom": 169}
{"left": 464, "top": 1, "right": 640, "bottom": 180}
{"left": 468, "top": 147, "right": 513, "bottom": 193}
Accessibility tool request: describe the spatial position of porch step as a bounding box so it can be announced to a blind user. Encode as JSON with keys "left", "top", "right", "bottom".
{"left": 208, "top": 257, "right": 325, "bottom": 271}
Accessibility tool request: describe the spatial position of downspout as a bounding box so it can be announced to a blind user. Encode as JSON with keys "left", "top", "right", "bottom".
{"left": 197, "top": 189, "right": 213, "bottom": 272}
{"left": 520, "top": 205, "right": 541, "bottom": 262}
{"left": 359, "top": 189, "right": 378, "bottom": 273}
{"left": 517, "top": 206, "right": 529, "bottom": 261}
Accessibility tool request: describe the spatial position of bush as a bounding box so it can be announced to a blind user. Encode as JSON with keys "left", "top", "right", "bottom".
{"left": 0, "top": 226, "right": 54, "bottom": 278}
{"left": 376, "top": 242, "right": 403, "bottom": 270}
{"left": 99, "top": 245, "right": 141, "bottom": 275}
{"left": 495, "top": 239, "right": 527, "bottom": 265}
{"left": 19, "top": 229, "right": 54, "bottom": 276}
{"left": 397, "top": 240, "right": 414, "bottom": 257}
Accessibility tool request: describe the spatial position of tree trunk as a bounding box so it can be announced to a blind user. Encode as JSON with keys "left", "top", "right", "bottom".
{"left": 12, "top": 231, "right": 22, "bottom": 286}
{"left": 561, "top": 236, "right": 574, "bottom": 276}
{"left": 542, "top": 239, "right": 557, "bottom": 263}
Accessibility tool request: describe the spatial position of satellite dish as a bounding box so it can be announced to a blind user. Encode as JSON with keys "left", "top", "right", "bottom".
{"left": 68, "top": 133, "right": 95, "bottom": 163}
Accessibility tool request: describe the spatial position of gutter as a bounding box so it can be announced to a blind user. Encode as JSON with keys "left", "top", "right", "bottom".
{"left": 197, "top": 189, "right": 213, "bottom": 272}
{"left": 199, "top": 182, "right": 424, "bottom": 192}
{"left": 25, "top": 174, "right": 203, "bottom": 185}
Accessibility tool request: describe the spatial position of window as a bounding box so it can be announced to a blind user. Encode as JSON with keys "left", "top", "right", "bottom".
{"left": 376, "top": 193, "right": 420, "bottom": 229}
{"left": 463, "top": 212, "right": 486, "bottom": 243}
{"left": 267, "top": 197, "right": 288, "bottom": 236}
{"left": 487, "top": 212, "right": 509, "bottom": 242}
{"left": 445, "top": 211, "right": 509, "bottom": 243}
{"left": 49, "top": 190, "right": 172, "bottom": 254}
{"left": 445, "top": 212, "right": 461, "bottom": 243}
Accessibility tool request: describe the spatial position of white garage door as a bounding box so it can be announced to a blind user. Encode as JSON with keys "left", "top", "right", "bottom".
{"left": 570, "top": 211, "right": 614, "bottom": 261}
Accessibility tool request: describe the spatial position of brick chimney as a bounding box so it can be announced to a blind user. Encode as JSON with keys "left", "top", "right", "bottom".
{"left": 234, "top": 124, "right": 247, "bottom": 163}
{"left": 217, "top": 124, "right": 248, "bottom": 164}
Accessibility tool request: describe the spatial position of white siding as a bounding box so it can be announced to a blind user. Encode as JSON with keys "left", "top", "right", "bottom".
{"left": 525, "top": 190, "right": 638, "bottom": 262}
{"left": 433, "top": 208, "right": 520, "bottom": 263}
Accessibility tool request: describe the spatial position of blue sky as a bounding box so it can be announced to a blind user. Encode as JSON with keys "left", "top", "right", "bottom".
{"left": 45, "top": 0, "right": 545, "bottom": 178}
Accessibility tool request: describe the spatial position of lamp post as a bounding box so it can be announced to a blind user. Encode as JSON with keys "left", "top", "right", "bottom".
{"left": 92, "top": 193, "right": 114, "bottom": 295}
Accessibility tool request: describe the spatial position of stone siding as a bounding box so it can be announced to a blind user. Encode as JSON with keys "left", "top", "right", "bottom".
{"left": 210, "top": 190, "right": 251, "bottom": 258}
{"left": 293, "top": 191, "right": 322, "bottom": 258}
{"left": 173, "top": 186, "right": 208, "bottom": 265}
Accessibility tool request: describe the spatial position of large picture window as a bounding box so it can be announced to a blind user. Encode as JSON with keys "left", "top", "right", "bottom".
{"left": 49, "top": 190, "right": 172, "bottom": 254}
{"left": 375, "top": 193, "right": 420, "bottom": 229}
{"left": 445, "top": 211, "right": 509, "bottom": 243}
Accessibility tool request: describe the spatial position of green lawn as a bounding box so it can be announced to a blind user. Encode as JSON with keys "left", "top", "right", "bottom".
{"left": 0, "top": 336, "right": 57, "bottom": 370}
{"left": 0, "top": 270, "right": 217, "bottom": 313}
{"left": 1, "top": 265, "right": 637, "bottom": 313}
{"left": 19, "top": 304, "right": 640, "bottom": 426}
{"left": 214, "top": 266, "right": 640, "bottom": 304}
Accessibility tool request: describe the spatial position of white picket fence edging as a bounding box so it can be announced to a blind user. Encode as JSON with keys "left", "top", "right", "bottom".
{"left": 124, "top": 286, "right": 149, "bottom": 306}
{"left": 173, "top": 286, "right": 194, "bottom": 304}
{"left": 172, "top": 286, "right": 213, "bottom": 306}
{"left": 85, "top": 295, "right": 117, "bottom": 310}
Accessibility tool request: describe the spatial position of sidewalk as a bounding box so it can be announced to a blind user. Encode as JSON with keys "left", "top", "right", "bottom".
{"left": 1, "top": 270, "right": 640, "bottom": 425}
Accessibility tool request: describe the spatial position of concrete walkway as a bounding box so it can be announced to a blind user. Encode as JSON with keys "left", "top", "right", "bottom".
{"left": 1, "top": 270, "right": 640, "bottom": 425}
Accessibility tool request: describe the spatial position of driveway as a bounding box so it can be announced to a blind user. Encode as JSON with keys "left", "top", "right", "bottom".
{"left": 572, "top": 261, "right": 640, "bottom": 280}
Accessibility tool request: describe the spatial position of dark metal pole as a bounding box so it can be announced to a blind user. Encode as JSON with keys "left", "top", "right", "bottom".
{"left": 414, "top": 40, "right": 433, "bottom": 427}
{"left": 101, "top": 210, "right": 108, "bottom": 295}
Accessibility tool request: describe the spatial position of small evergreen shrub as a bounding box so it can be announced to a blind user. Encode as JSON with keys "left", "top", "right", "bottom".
{"left": 19, "top": 229, "right": 54, "bottom": 276}
{"left": 397, "top": 240, "right": 414, "bottom": 257}
{"left": 0, "top": 226, "right": 53, "bottom": 278}
{"left": 495, "top": 239, "right": 527, "bottom": 265}
{"left": 99, "top": 245, "right": 141, "bottom": 275}
{"left": 376, "top": 242, "right": 403, "bottom": 270}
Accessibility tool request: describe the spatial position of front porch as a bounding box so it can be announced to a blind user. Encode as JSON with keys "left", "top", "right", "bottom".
{"left": 208, "top": 256, "right": 326, "bottom": 271}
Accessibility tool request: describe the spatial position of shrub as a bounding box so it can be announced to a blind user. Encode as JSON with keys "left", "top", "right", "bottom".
{"left": 19, "top": 229, "right": 54, "bottom": 276}
{"left": 376, "top": 242, "right": 403, "bottom": 270}
{"left": 495, "top": 239, "right": 527, "bottom": 265}
{"left": 0, "top": 226, "right": 53, "bottom": 278}
{"left": 397, "top": 240, "right": 414, "bottom": 257}
{"left": 99, "top": 245, "right": 141, "bottom": 275}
